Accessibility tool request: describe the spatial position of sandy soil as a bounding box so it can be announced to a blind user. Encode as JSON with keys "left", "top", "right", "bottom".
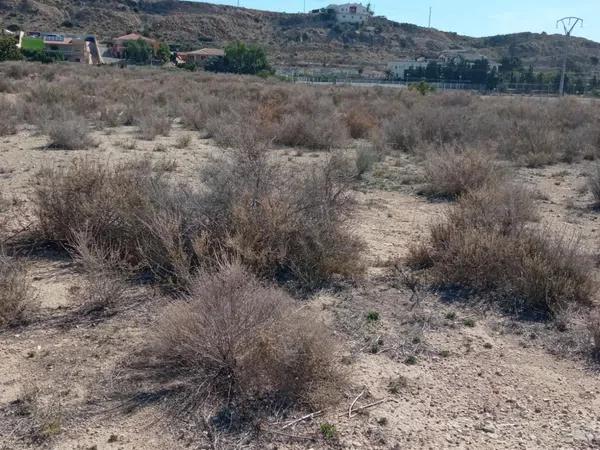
{"left": 1, "top": 123, "right": 600, "bottom": 449}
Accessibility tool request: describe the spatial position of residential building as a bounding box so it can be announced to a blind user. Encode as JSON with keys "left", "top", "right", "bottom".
{"left": 387, "top": 59, "right": 429, "bottom": 79}
{"left": 177, "top": 48, "right": 225, "bottom": 65}
{"left": 327, "top": 3, "right": 373, "bottom": 24}
{"left": 22, "top": 32, "right": 92, "bottom": 63}
{"left": 110, "top": 33, "right": 158, "bottom": 58}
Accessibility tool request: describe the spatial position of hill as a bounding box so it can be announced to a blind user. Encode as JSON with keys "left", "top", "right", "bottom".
{"left": 2, "top": 0, "right": 600, "bottom": 73}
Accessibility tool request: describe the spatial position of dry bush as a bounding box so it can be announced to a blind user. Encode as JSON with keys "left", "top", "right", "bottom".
{"left": 175, "top": 134, "right": 192, "bottom": 149}
{"left": 588, "top": 164, "right": 600, "bottom": 207}
{"left": 136, "top": 111, "right": 172, "bottom": 140}
{"left": 423, "top": 147, "right": 503, "bottom": 198}
{"left": 179, "top": 95, "right": 227, "bottom": 131}
{"left": 40, "top": 114, "right": 96, "bottom": 150}
{"left": 145, "top": 263, "right": 343, "bottom": 411}
{"left": 383, "top": 114, "right": 419, "bottom": 152}
{"left": 201, "top": 148, "right": 365, "bottom": 288}
{"left": 206, "top": 111, "right": 271, "bottom": 150}
{"left": 274, "top": 98, "right": 347, "bottom": 150}
{"left": 355, "top": 144, "right": 382, "bottom": 179}
{"left": 69, "top": 231, "right": 129, "bottom": 313}
{"left": 589, "top": 311, "right": 600, "bottom": 359}
{"left": 0, "top": 250, "right": 33, "bottom": 326}
{"left": 410, "top": 183, "right": 592, "bottom": 317}
{"left": 30, "top": 151, "right": 363, "bottom": 290}
{"left": 0, "top": 99, "right": 19, "bottom": 136}
{"left": 344, "top": 109, "right": 377, "bottom": 139}
{"left": 13, "top": 383, "right": 63, "bottom": 444}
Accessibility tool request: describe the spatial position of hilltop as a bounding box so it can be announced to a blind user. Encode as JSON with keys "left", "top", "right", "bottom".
{"left": 2, "top": 0, "right": 600, "bottom": 72}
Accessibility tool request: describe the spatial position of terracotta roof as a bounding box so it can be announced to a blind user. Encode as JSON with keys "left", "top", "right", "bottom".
{"left": 179, "top": 48, "right": 225, "bottom": 57}
{"left": 114, "top": 33, "right": 156, "bottom": 43}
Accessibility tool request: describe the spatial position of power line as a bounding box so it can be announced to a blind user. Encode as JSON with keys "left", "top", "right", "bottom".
{"left": 556, "top": 16, "right": 583, "bottom": 96}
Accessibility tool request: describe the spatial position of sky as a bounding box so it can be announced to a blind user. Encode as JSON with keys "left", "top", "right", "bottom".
{"left": 204, "top": 0, "right": 600, "bottom": 42}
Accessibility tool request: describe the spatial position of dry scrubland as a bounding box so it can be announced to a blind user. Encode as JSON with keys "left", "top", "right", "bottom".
{"left": 2, "top": 62, "right": 600, "bottom": 449}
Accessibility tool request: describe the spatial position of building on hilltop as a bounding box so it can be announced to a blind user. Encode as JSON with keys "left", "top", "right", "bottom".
{"left": 327, "top": 3, "right": 373, "bottom": 24}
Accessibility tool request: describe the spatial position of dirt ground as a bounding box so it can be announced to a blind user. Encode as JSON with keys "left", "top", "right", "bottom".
{"left": 1, "top": 123, "right": 600, "bottom": 449}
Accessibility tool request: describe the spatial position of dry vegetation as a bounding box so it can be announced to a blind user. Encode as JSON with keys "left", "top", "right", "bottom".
{"left": 2, "top": 61, "right": 600, "bottom": 448}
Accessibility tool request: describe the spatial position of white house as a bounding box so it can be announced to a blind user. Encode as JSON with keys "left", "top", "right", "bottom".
{"left": 327, "top": 3, "right": 373, "bottom": 24}
{"left": 387, "top": 59, "right": 429, "bottom": 79}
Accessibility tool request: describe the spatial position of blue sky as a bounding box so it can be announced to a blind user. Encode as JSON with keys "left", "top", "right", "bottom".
{"left": 206, "top": 0, "right": 600, "bottom": 42}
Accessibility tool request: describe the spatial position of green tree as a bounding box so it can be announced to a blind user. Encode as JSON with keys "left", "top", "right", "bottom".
{"left": 206, "top": 42, "right": 271, "bottom": 75}
{"left": 0, "top": 35, "right": 22, "bottom": 62}
{"left": 156, "top": 42, "right": 171, "bottom": 64}
{"left": 124, "top": 39, "right": 153, "bottom": 64}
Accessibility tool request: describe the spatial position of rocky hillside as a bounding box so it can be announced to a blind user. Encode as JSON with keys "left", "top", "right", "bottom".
{"left": 2, "top": 0, "right": 600, "bottom": 72}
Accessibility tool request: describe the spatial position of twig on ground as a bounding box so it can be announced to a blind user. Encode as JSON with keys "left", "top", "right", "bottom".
{"left": 349, "top": 389, "right": 365, "bottom": 418}
{"left": 281, "top": 411, "right": 323, "bottom": 430}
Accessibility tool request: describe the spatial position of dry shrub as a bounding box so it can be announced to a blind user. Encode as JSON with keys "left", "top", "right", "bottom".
{"left": 30, "top": 151, "right": 363, "bottom": 290}
{"left": 146, "top": 263, "right": 343, "bottom": 411}
{"left": 355, "top": 144, "right": 382, "bottom": 179}
{"left": 344, "top": 109, "right": 377, "bottom": 139}
{"left": 0, "top": 99, "right": 18, "bottom": 136}
{"left": 136, "top": 111, "right": 172, "bottom": 140}
{"left": 423, "top": 147, "right": 502, "bottom": 198}
{"left": 589, "top": 311, "right": 600, "bottom": 359}
{"left": 410, "top": 183, "right": 592, "bottom": 317}
{"left": 0, "top": 250, "right": 33, "bottom": 326}
{"left": 588, "top": 164, "right": 600, "bottom": 207}
{"left": 201, "top": 148, "right": 365, "bottom": 288}
{"left": 69, "top": 231, "right": 128, "bottom": 313}
{"left": 383, "top": 114, "right": 419, "bottom": 152}
{"left": 179, "top": 95, "right": 227, "bottom": 131}
{"left": 206, "top": 111, "right": 271, "bottom": 150}
{"left": 274, "top": 102, "right": 347, "bottom": 150}
{"left": 40, "top": 114, "right": 96, "bottom": 150}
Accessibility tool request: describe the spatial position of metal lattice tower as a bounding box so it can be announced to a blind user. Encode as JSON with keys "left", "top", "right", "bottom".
{"left": 556, "top": 17, "right": 583, "bottom": 96}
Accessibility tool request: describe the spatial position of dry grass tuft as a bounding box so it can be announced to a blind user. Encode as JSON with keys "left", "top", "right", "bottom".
{"left": 145, "top": 262, "right": 344, "bottom": 412}
{"left": 0, "top": 250, "right": 33, "bottom": 326}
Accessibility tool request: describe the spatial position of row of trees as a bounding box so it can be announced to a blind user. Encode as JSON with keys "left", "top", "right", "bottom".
{"left": 400, "top": 57, "right": 599, "bottom": 94}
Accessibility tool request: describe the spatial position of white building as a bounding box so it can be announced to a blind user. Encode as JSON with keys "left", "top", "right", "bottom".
{"left": 327, "top": 3, "right": 373, "bottom": 24}
{"left": 387, "top": 59, "right": 429, "bottom": 79}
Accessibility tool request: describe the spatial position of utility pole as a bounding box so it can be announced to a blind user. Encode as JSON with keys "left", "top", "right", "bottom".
{"left": 556, "top": 16, "right": 583, "bottom": 96}
{"left": 428, "top": 6, "right": 432, "bottom": 28}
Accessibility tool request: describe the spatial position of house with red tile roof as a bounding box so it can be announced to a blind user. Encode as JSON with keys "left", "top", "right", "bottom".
{"left": 110, "top": 33, "right": 158, "bottom": 58}
{"left": 176, "top": 48, "right": 224, "bottom": 65}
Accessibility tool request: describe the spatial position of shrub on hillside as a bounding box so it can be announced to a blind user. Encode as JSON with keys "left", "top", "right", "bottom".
{"left": 0, "top": 251, "right": 32, "bottom": 326}
{"left": 409, "top": 183, "right": 591, "bottom": 317}
{"left": 144, "top": 263, "right": 343, "bottom": 411}
{"left": 423, "top": 148, "right": 502, "bottom": 199}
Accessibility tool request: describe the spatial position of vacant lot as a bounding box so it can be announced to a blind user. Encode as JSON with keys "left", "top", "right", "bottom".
{"left": 1, "top": 62, "right": 600, "bottom": 449}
